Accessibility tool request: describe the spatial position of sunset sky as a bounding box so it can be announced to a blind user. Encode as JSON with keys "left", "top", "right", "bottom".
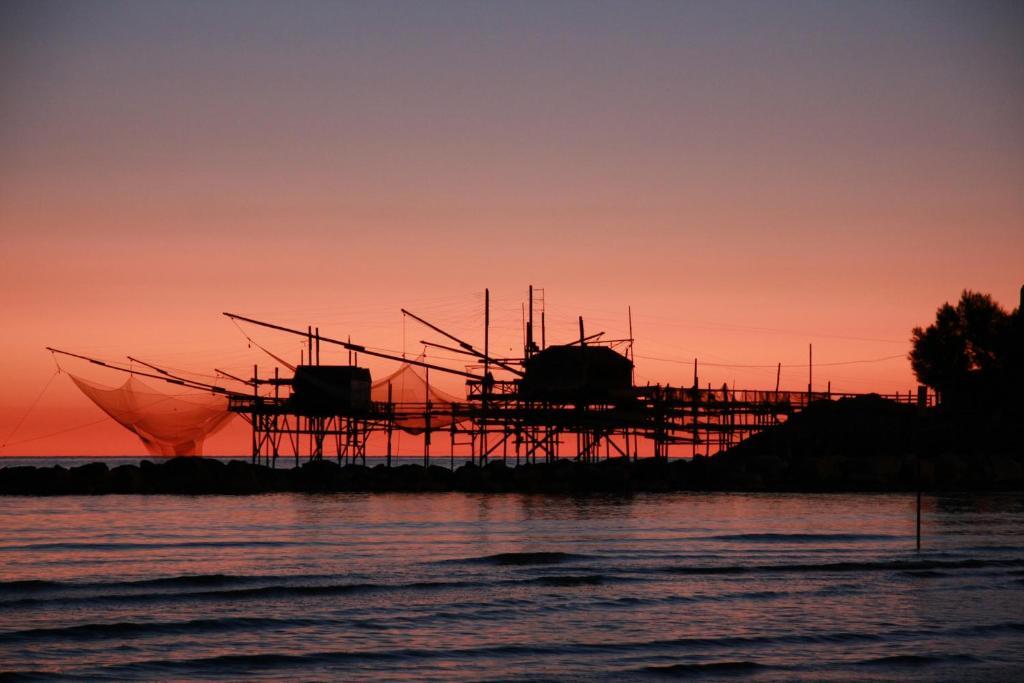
{"left": 1, "top": 0, "right": 1021, "bottom": 456}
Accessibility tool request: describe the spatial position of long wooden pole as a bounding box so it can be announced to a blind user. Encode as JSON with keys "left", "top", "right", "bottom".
{"left": 48, "top": 348, "right": 238, "bottom": 396}
{"left": 126, "top": 356, "right": 228, "bottom": 393}
{"left": 565, "top": 331, "right": 605, "bottom": 346}
{"left": 223, "top": 313, "right": 485, "bottom": 380}
{"left": 419, "top": 340, "right": 479, "bottom": 358}
{"left": 400, "top": 307, "right": 523, "bottom": 376}
{"left": 215, "top": 368, "right": 254, "bottom": 386}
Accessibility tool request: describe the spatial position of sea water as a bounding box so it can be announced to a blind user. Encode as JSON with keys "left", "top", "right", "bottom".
{"left": 1, "top": 489, "right": 1022, "bottom": 680}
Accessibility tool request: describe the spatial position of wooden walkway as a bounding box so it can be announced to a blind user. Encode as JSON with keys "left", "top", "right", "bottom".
{"left": 229, "top": 385, "right": 935, "bottom": 466}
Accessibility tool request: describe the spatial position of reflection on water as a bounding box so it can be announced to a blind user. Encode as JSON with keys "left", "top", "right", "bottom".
{"left": 1, "top": 492, "right": 1022, "bottom": 680}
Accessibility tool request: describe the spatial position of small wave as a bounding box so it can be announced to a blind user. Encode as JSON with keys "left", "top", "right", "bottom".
{"left": 0, "top": 579, "right": 62, "bottom": 594}
{"left": 898, "top": 570, "right": 949, "bottom": 578}
{"left": 0, "top": 573, "right": 312, "bottom": 598}
{"left": 0, "top": 671, "right": 55, "bottom": 681}
{"left": 0, "top": 540, "right": 313, "bottom": 552}
{"left": 812, "top": 582, "right": 861, "bottom": 596}
{"left": 855, "top": 653, "right": 980, "bottom": 667}
{"left": 117, "top": 651, "right": 350, "bottom": 674}
{"left": 975, "top": 622, "right": 1024, "bottom": 634}
{"left": 450, "top": 551, "right": 589, "bottom": 566}
{"left": 665, "top": 557, "right": 1024, "bottom": 576}
{"left": 99, "top": 648, "right": 403, "bottom": 676}
{"left": 0, "top": 578, "right": 484, "bottom": 609}
{"left": 665, "top": 566, "right": 748, "bottom": 575}
{"left": 701, "top": 533, "right": 899, "bottom": 543}
{"left": 644, "top": 660, "right": 768, "bottom": 676}
{"left": 1, "top": 571, "right": 634, "bottom": 609}
{"left": 961, "top": 545, "right": 1024, "bottom": 553}
{"left": 101, "top": 644, "right": 766, "bottom": 677}
{"left": 100, "top": 628, "right": 971, "bottom": 677}
{"left": 529, "top": 574, "right": 605, "bottom": 587}
{"left": 0, "top": 616, "right": 316, "bottom": 644}
{"left": 130, "top": 573, "right": 264, "bottom": 588}
{"left": 183, "top": 578, "right": 482, "bottom": 601}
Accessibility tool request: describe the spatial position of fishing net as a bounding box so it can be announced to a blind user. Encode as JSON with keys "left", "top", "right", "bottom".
{"left": 68, "top": 360, "right": 463, "bottom": 451}
{"left": 69, "top": 374, "right": 234, "bottom": 456}
{"left": 371, "top": 363, "right": 466, "bottom": 434}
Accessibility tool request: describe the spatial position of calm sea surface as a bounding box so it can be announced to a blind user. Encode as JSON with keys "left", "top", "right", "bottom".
{"left": 1, "top": 480, "right": 1022, "bottom": 680}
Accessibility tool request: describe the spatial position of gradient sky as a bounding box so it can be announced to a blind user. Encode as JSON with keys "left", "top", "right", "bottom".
{"left": 1, "top": 0, "right": 1021, "bottom": 455}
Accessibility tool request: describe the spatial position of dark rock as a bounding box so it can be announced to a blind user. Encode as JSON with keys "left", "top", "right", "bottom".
{"left": 108, "top": 464, "right": 145, "bottom": 494}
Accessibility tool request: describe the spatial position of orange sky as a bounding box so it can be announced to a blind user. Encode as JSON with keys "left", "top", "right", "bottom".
{"left": 1, "top": 1, "right": 1021, "bottom": 456}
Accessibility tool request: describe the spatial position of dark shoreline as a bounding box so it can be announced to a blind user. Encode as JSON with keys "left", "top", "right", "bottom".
{"left": 4, "top": 396, "right": 1021, "bottom": 495}
{"left": 1, "top": 452, "right": 1022, "bottom": 496}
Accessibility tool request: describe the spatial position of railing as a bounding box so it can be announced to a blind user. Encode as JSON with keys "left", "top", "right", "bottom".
{"left": 640, "top": 386, "right": 936, "bottom": 408}
{"left": 231, "top": 384, "right": 937, "bottom": 415}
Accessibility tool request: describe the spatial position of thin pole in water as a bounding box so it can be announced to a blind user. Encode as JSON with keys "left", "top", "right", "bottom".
{"left": 915, "top": 451, "right": 922, "bottom": 551}
{"left": 916, "top": 488, "right": 922, "bottom": 551}
{"left": 386, "top": 381, "right": 393, "bottom": 468}
{"left": 425, "top": 351, "right": 431, "bottom": 467}
{"left": 482, "top": 288, "right": 490, "bottom": 465}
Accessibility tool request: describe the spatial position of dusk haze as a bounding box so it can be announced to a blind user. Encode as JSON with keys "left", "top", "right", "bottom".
{"left": 1, "top": 1, "right": 1022, "bottom": 680}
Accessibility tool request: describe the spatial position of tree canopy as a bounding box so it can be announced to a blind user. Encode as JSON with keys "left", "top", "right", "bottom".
{"left": 910, "top": 289, "right": 1021, "bottom": 404}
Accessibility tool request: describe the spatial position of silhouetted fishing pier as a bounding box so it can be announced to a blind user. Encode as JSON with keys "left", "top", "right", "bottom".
{"left": 229, "top": 383, "right": 931, "bottom": 467}
{"left": 216, "top": 287, "right": 933, "bottom": 467}
{"left": 46, "top": 286, "right": 934, "bottom": 466}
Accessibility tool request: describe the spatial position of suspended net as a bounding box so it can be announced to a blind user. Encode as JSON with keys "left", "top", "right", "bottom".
{"left": 371, "top": 363, "right": 466, "bottom": 434}
{"left": 69, "top": 374, "right": 234, "bottom": 456}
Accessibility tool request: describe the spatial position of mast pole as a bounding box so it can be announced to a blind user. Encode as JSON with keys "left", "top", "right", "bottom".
{"left": 481, "top": 288, "right": 490, "bottom": 464}
{"left": 528, "top": 285, "right": 534, "bottom": 358}
{"left": 808, "top": 343, "right": 813, "bottom": 398}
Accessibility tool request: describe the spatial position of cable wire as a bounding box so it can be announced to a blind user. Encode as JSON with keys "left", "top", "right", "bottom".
{"left": 636, "top": 353, "right": 906, "bottom": 369}
{"left": 0, "top": 370, "right": 60, "bottom": 450}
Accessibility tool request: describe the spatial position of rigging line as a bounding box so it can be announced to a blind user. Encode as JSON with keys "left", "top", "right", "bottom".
{"left": 48, "top": 349, "right": 237, "bottom": 396}
{"left": 360, "top": 344, "right": 477, "bottom": 365}
{"left": 0, "top": 370, "right": 60, "bottom": 449}
{"left": 0, "top": 416, "right": 115, "bottom": 450}
{"left": 0, "top": 382, "right": 218, "bottom": 451}
{"left": 636, "top": 353, "right": 906, "bottom": 369}
{"left": 127, "top": 359, "right": 235, "bottom": 383}
{"left": 72, "top": 375, "right": 229, "bottom": 401}
{"left": 231, "top": 319, "right": 297, "bottom": 371}
{"left": 571, "top": 306, "right": 906, "bottom": 344}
